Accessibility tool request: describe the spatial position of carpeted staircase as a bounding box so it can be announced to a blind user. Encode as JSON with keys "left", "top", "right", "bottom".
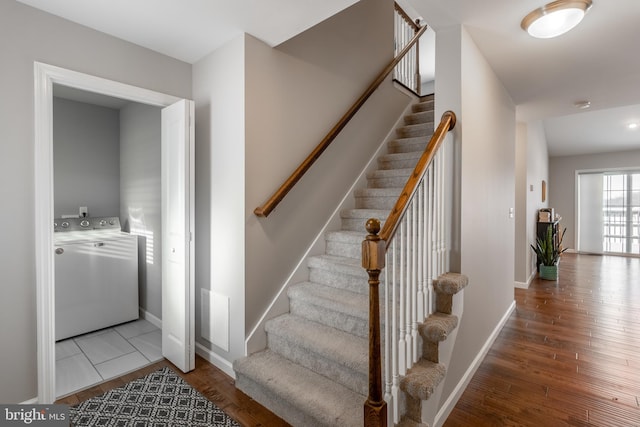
{"left": 234, "top": 96, "right": 468, "bottom": 427}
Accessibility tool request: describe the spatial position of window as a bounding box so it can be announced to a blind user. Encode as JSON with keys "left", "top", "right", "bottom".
{"left": 602, "top": 172, "right": 640, "bottom": 254}
{"left": 579, "top": 171, "right": 640, "bottom": 255}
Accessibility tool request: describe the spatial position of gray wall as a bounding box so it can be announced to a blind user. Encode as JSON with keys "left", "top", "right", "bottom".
{"left": 435, "top": 25, "right": 517, "bottom": 413}
{"left": 549, "top": 148, "right": 640, "bottom": 250}
{"left": 193, "top": 34, "right": 246, "bottom": 362}
{"left": 53, "top": 97, "right": 120, "bottom": 218}
{"left": 192, "top": 0, "right": 409, "bottom": 364}
{"left": 119, "top": 102, "right": 163, "bottom": 319}
{"left": 514, "top": 120, "right": 550, "bottom": 285}
{"left": 244, "top": 0, "right": 406, "bottom": 334}
{"left": 0, "top": 0, "right": 191, "bottom": 403}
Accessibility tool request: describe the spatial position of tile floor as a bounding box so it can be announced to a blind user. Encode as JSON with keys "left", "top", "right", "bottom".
{"left": 55, "top": 318, "right": 162, "bottom": 398}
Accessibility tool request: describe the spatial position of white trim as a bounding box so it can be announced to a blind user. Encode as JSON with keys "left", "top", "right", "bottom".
{"left": 35, "top": 62, "right": 183, "bottom": 404}
{"left": 514, "top": 281, "right": 529, "bottom": 289}
{"left": 433, "top": 300, "right": 516, "bottom": 427}
{"left": 139, "top": 308, "right": 163, "bottom": 329}
{"left": 21, "top": 397, "right": 39, "bottom": 405}
{"left": 195, "top": 342, "right": 235, "bottom": 379}
{"left": 514, "top": 268, "right": 536, "bottom": 289}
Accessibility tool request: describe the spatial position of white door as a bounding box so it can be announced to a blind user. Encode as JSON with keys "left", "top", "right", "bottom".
{"left": 161, "top": 99, "right": 195, "bottom": 372}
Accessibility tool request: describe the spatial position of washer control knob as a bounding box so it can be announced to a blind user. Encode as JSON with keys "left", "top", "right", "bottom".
{"left": 80, "top": 220, "right": 90, "bottom": 228}
{"left": 109, "top": 219, "right": 116, "bottom": 225}
{"left": 100, "top": 220, "right": 107, "bottom": 226}
{"left": 61, "top": 222, "right": 69, "bottom": 228}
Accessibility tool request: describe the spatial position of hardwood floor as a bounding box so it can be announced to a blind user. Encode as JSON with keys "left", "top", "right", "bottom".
{"left": 56, "top": 253, "right": 639, "bottom": 427}
{"left": 445, "top": 253, "right": 640, "bottom": 427}
{"left": 56, "top": 356, "right": 290, "bottom": 426}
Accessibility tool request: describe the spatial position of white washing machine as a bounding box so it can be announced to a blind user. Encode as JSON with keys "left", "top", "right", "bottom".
{"left": 54, "top": 216, "right": 139, "bottom": 341}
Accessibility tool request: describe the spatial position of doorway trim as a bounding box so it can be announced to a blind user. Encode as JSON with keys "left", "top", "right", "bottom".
{"left": 34, "top": 62, "right": 184, "bottom": 403}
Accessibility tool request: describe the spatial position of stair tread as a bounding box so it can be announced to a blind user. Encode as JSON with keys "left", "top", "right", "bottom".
{"left": 266, "top": 314, "right": 368, "bottom": 373}
{"left": 400, "top": 359, "right": 447, "bottom": 401}
{"left": 433, "top": 272, "right": 469, "bottom": 295}
{"left": 397, "top": 122, "right": 433, "bottom": 131}
{"left": 354, "top": 187, "right": 402, "bottom": 197}
{"left": 289, "top": 281, "right": 369, "bottom": 319}
{"left": 404, "top": 110, "right": 434, "bottom": 123}
{"left": 388, "top": 136, "right": 430, "bottom": 150}
{"left": 378, "top": 151, "right": 423, "bottom": 161}
{"left": 234, "top": 350, "right": 364, "bottom": 427}
{"left": 325, "top": 230, "right": 368, "bottom": 243}
{"left": 367, "top": 168, "right": 414, "bottom": 178}
{"left": 419, "top": 312, "right": 459, "bottom": 342}
{"left": 340, "top": 208, "right": 390, "bottom": 219}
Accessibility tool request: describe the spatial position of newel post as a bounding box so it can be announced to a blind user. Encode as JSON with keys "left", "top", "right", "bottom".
{"left": 362, "top": 218, "right": 387, "bottom": 427}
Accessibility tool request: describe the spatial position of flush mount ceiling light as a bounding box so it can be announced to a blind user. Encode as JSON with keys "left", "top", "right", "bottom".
{"left": 521, "top": 0, "right": 593, "bottom": 39}
{"left": 574, "top": 100, "right": 591, "bottom": 109}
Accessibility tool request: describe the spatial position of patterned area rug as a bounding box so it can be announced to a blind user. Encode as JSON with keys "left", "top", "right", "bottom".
{"left": 70, "top": 366, "right": 240, "bottom": 426}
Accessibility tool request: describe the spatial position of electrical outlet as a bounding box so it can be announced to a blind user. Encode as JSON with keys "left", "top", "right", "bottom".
{"left": 79, "top": 206, "right": 88, "bottom": 217}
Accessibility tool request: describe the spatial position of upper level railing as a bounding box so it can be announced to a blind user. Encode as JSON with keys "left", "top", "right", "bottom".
{"left": 394, "top": 2, "right": 422, "bottom": 95}
{"left": 254, "top": 14, "right": 427, "bottom": 218}
{"left": 363, "top": 111, "right": 456, "bottom": 426}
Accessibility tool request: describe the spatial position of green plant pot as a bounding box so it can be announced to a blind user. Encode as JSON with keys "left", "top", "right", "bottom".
{"left": 539, "top": 264, "right": 558, "bottom": 280}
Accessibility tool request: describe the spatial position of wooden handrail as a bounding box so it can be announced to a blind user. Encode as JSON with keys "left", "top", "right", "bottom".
{"left": 254, "top": 24, "right": 428, "bottom": 217}
{"left": 379, "top": 110, "right": 456, "bottom": 243}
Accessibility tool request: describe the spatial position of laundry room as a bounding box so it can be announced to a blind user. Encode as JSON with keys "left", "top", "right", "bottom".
{"left": 52, "top": 86, "right": 163, "bottom": 398}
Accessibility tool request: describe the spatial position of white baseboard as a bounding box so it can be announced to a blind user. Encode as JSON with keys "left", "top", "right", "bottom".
{"left": 433, "top": 300, "right": 516, "bottom": 427}
{"left": 20, "top": 397, "right": 39, "bottom": 404}
{"left": 195, "top": 342, "right": 235, "bottom": 379}
{"left": 515, "top": 268, "right": 537, "bottom": 289}
{"left": 139, "top": 308, "right": 162, "bottom": 329}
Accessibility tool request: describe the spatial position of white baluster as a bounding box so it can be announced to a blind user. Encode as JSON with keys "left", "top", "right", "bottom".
{"left": 417, "top": 181, "right": 425, "bottom": 322}
{"left": 411, "top": 199, "right": 419, "bottom": 363}
{"left": 398, "top": 222, "right": 406, "bottom": 376}
{"left": 427, "top": 166, "right": 435, "bottom": 314}
{"left": 404, "top": 215, "right": 412, "bottom": 370}
{"left": 384, "top": 252, "right": 391, "bottom": 411}
{"left": 391, "top": 240, "right": 400, "bottom": 424}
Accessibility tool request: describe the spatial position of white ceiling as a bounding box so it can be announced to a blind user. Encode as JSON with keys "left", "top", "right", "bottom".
{"left": 19, "top": 0, "right": 640, "bottom": 157}
{"left": 410, "top": 0, "right": 640, "bottom": 157}
{"left": 15, "top": 0, "right": 359, "bottom": 63}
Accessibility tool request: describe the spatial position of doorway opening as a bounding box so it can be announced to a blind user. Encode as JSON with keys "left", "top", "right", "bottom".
{"left": 35, "top": 63, "right": 195, "bottom": 404}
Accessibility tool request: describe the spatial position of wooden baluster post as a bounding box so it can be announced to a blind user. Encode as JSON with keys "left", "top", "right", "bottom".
{"left": 362, "top": 218, "right": 387, "bottom": 427}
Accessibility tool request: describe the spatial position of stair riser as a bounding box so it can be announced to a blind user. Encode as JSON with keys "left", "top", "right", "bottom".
{"left": 355, "top": 195, "right": 399, "bottom": 210}
{"left": 366, "top": 175, "right": 411, "bottom": 189}
{"left": 309, "top": 266, "right": 370, "bottom": 294}
{"left": 235, "top": 374, "right": 324, "bottom": 427}
{"left": 404, "top": 111, "right": 434, "bottom": 125}
{"left": 412, "top": 101, "right": 434, "bottom": 113}
{"left": 325, "top": 238, "right": 425, "bottom": 261}
{"left": 290, "top": 299, "right": 369, "bottom": 338}
{"left": 378, "top": 157, "right": 420, "bottom": 170}
{"left": 396, "top": 125, "right": 432, "bottom": 139}
{"left": 388, "top": 139, "right": 429, "bottom": 154}
{"left": 341, "top": 217, "right": 384, "bottom": 232}
{"left": 267, "top": 334, "right": 368, "bottom": 396}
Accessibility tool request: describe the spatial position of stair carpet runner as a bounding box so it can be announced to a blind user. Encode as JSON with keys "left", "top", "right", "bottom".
{"left": 234, "top": 96, "right": 468, "bottom": 427}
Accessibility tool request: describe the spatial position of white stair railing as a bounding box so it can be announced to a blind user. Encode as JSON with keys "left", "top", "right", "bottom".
{"left": 362, "top": 111, "right": 456, "bottom": 427}
{"left": 382, "top": 149, "right": 448, "bottom": 423}
{"left": 394, "top": 3, "right": 421, "bottom": 95}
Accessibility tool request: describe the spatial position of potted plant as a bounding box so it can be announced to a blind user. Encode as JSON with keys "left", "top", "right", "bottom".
{"left": 531, "top": 224, "right": 567, "bottom": 280}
